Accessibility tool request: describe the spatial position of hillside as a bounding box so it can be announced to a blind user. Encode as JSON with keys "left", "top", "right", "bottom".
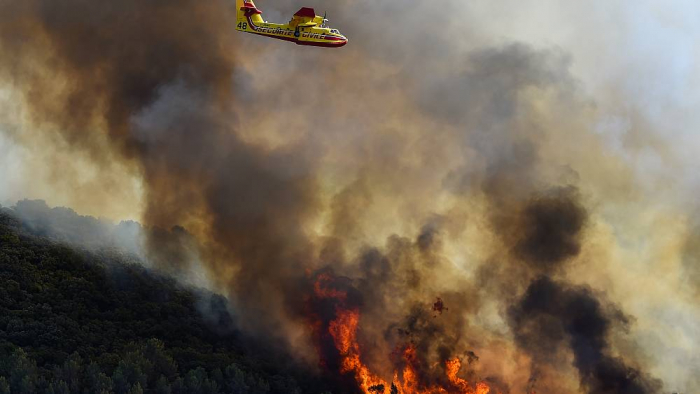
{"left": 0, "top": 207, "right": 334, "bottom": 394}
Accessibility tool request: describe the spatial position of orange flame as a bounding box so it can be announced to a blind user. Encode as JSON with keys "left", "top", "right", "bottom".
{"left": 445, "top": 357, "right": 492, "bottom": 394}
{"left": 329, "top": 307, "right": 388, "bottom": 391}
{"left": 312, "top": 273, "right": 495, "bottom": 394}
{"left": 314, "top": 272, "right": 349, "bottom": 301}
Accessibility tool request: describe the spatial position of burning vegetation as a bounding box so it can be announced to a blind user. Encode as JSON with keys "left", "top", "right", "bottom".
{"left": 308, "top": 271, "right": 495, "bottom": 394}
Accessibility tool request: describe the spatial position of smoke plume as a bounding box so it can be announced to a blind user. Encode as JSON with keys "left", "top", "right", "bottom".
{"left": 1, "top": 0, "right": 697, "bottom": 392}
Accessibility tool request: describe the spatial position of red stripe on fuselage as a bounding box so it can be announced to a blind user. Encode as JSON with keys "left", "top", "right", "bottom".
{"left": 320, "top": 36, "right": 346, "bottom": 41}
{"left": 245, "top": 15, "right": 263, "bottom": 32}
{"left": 297, "top": 39, "right": 347, "bottom": 48}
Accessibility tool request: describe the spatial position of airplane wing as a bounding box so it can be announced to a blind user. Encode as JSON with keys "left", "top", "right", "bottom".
{"left": 291, "top": 7, "right": 318, "bottom": 26}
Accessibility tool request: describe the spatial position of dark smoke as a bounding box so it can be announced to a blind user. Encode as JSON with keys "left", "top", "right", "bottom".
{"left": 0, "top": 0, "right": 235, "bottom": 158}
{"left": 509, "top": 277, "right": 662, "bottom": 394}
{"left": 477, "top": 188, "right": 588, "bottom": 299}
{"left": 0, "top": 0, "right": 323, "bottom": 341}
{"left": 498, "top": 190, "right": 661, "bottom": 393}
{"left": 511, "top": 188, "right": 587, "bottom": 272}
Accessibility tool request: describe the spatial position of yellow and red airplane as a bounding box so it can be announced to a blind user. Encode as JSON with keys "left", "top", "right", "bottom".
{"left": 235, "top": 0, "right": 348, "bottom": 48}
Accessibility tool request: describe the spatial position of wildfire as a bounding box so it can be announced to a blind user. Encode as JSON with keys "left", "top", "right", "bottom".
{"left": 329, "top": 307, "right": 388, "bottom": 391}
{"left": 315, "top": 273, "right": 349, "bottom": 301}
{"left": 390, "top": 344, "right": 492, "bottom": 394}
{"left": 445, "top": 358, "right": 492, "bottom": 394}
{"left": 312, "top": 272, "right": 388, "bottom": 392}
{"left": 310, "top": 272, "right": 495, "bottom": 394}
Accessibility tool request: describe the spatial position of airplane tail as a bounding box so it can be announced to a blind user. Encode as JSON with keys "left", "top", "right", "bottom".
{"left": 236, "top": 0, "right": 264, "bottom": 26}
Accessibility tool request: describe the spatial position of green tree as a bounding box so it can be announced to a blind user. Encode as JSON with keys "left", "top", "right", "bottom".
{"left": 224, "top": 364, "right": 249, "bottom": 394}
{"left": 55, "top": 352, "right": 83, "bottom": 392}
{"left": 185, "top": 367, "right": 219, "bottom": 394}
{"left": 127, "top": 382, "right": 144, "bottom": 394}
{"left": 170, "top": 377, "right": 185, "bottom": 394}
{"left": 143, "top": 339, "right": 178, "bottom": 383}
{"left": 46, "top": 380, "right": 70, "bottom": 394}
{"left": 112, "top": 368, "right": 129, "bottom": 394}
{"left": 154, "top": 375, "right": 171, "bottom": 394}
{"left": 3, "top": 349, "right": 39, "bottom": 394}
{"left": 83, "top": 362, "right": 113, "bottom": 394}
{"left": 0, "top": 377, "right": 9, "bottom": 394}
{"left": 112, "top": 351, "right": 149, "bottom": 393}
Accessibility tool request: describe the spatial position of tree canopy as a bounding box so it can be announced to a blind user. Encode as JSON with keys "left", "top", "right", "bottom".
{"left": 0, "top": 208, "right": 336, "bottom": 394}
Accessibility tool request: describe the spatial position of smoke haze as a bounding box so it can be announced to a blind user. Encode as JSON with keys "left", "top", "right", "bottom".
{"left": 1, "top": 0, "right": 699, "bottom": 392}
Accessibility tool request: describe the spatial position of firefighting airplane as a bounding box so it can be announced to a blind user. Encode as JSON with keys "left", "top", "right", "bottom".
{"left": 235, "top": 0, "right": 348, "bottom": 48}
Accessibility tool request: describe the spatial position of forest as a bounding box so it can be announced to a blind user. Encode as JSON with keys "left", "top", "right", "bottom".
{"left": 0, "top": 204, "right": 336, "bottom": 394}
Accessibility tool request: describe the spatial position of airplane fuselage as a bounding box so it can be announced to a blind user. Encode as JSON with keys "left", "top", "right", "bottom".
{"left": 236, "top": 2, "right": 348, "bottom": 48}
